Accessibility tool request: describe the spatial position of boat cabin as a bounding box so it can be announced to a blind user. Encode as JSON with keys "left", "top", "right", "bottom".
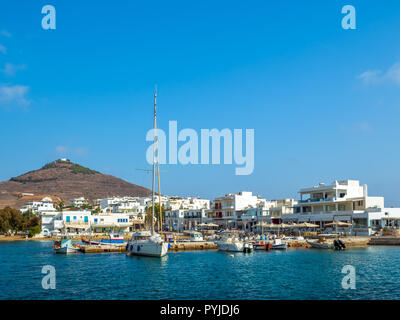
{"left": 132, "top": 231, "right": 152, "bottom": 240}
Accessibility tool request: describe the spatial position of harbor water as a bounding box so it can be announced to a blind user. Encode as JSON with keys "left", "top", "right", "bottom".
{"left": 1, "top": 241, "right": 399, "bottom": 300}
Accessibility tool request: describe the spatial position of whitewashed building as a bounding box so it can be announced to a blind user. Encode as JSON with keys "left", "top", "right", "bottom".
{"left": 165, "top": 208, "right": 208, "bottom": 232}
{"left": 70, "top": 197, "right": 88, "bottom": 208}
{"left": 40, "top": 210, "right": 133, "bottom": 235}
{"left": 40, "top": 210, "right": 91, "bottom": 235}
{"left": 207, "top": 191, "right": 263, "bottom": 228}
{"left": 281, "top": 180, "right": 400, "bottom": 235}
{"left": 20, "top": 197, "right": 56, "bottom": 214}
{"left": 90, "top": 213, "right": 132, "bottom": 233}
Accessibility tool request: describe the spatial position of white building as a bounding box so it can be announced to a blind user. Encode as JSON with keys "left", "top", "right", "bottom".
{"left": 166, "top": 197, "right": 210, "bottom": 211}
{"left": 165, "top": 208, "right": 208, "bottom": 232}
{"left": 269, "top": 198, "right": 298, "bottom": 222}
{"left": 20, "top": 197, "right": 56, "bottom": 214}
{"left": 40, "top": 210, "right": 133, "bottom": 235}
{"left": 281, "top": 180, "right": 400, "bottom": 235}
{"left": 90, "top": 213, "right": 132, "bottom": 233}
{"left": 206, "top": 191, "right": 263, "bottom": 228}
{"left": 70, "top": 197, "right": 88, "bottom": 208}
{"left": 62, "top": 211, "right": 92, "bottom": 234}
{"left": 40, "top": 210, "right": 91, "bottom": 235}
{"left": 165, "top": 209, "right": 185, "bottom": 232}
{"left": 99, "top": 196, "right": 147, "bottom": 214}
{"left": 240, "top": 200, "right": 277, "bottom": 231}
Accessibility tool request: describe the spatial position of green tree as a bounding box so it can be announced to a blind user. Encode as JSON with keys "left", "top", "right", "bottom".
{"left": 56, "top": 201, "right": 65, "bottom": 212}
{"left": 28, "top": 225, "right": 41, "bottom": 238}
{"left": 0, "top": 207, "right": 41, "bottom": 235}
{"left": 145, "top": 204, "right": 165, "bottom": 230}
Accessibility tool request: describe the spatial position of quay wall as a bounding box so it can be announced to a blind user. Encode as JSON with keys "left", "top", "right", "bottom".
{"left": 369, "top": 237, "right": 400, "bottom": 245}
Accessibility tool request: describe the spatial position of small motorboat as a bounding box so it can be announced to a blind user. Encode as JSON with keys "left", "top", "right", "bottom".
{"left": 53, "top": 239, "right": 79, "bottom": 254}
{"left": 188, "top": 231, "right": 204, "bottom": 242}
{"left": 270, "top": 238, "right": 288, "bottom": 250}
{"left": 253, "top": 240, "right": 273, "bottom": 251}
{"left": 306, "top": 240, "right": 334, "bottom": 249}
{"left": 215, "top": 236, "right": 244, "bottom": 252}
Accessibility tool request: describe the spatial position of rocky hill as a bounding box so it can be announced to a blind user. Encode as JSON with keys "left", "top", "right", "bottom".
{"left": 0, "top": 159, "right": 151, "bottom": 209}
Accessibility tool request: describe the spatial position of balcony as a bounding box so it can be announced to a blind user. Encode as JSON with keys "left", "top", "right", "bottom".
{"left": 299, "top": 197, "right": 338, "bottom": 204}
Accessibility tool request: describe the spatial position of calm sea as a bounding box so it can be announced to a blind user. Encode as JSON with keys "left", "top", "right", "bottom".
{"left": 0, "top": 241, "right": 399, "bottom": 300}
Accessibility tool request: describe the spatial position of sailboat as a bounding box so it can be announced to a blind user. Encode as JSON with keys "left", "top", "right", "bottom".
{"left": 127, "top": 90, "right": 169, "bottom": 258}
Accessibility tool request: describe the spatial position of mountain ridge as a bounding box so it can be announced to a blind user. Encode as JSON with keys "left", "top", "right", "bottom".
{"left": 0, "top": 159, "right": 151, "bottom": 209}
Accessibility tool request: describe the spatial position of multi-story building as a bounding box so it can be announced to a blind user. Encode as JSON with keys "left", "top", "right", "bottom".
{"left": 69, "top": 197, "right": 88, "bottom": 208}
{"left": 90, "top": 213, "right": 132, "bottom": 233}
{"left": 20, "top": 197, "right": 56, "bottom": 214}
{"left": 165, "top": 208, "right": 208, "bottom": 232}
{"left": 239, "top": 200, "right": 276, "bottom": 231}
{"left": 281, "top": 180, "right": 400, "bottom": 235}
{"left": 165, "top": 209, "right": 185, "bottom": 232}
{"left": 207, "top": 191, "right": 261, "bottom": 228}
{"left": 40, "top": 210, "right": 133, "bottom": 235}
{"left": 62, "top": 211, "right": 92, "bottom": 234}
{"left": 269, "top": 198, "right": 298, "bottom": 223}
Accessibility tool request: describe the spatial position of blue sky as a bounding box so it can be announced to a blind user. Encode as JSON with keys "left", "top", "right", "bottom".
{"left": 1, "top": 0, "right": 400, "bottom": 205}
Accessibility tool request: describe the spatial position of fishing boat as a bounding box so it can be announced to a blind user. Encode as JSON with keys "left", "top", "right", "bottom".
{"left": 53, "top": 239, "right": 79, "bottom": 254}
{"left": 81, "top": 233, "right": 125, "bottom": 246}
{"left": 215, "top": 236, "right": 244, "bottom": 252}
{"left": 189, "top": 230, "right": 204, "bottom": 242}
{"left": 253, "top": 239, "right": 272, "bottom": 250}
{"left": 270, "top": 238, "right": 288, "bottom": 250}
{"left": 127, "top": 90, "right": 168, "bottom": 258}
{"left": 306, "top": 240, "right": 334, "bottom": 249}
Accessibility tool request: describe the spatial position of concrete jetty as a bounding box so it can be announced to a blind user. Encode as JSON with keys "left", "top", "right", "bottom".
{"left": 168, "top": 241, "right": 217, "bottom": 251}
{"left": 79, "top": 245, "right": 127, "bottom": 253}
{"left": 368, "top": 237, "right": 400, "bottom": 245}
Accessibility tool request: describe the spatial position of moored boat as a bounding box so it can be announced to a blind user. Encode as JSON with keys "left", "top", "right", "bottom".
{"left": 216, "top": 236, "right": 244, "bottom": 252}
{"left": 127, "top": 231, "right": 169, "bottom": 257}
{"left": 270, "top": 238, "right": 287, "bottom": 250}
{"left": 306, "top": 240, "right": 334, "bottom": 249}
{"left": 189, "top": 230, "right": 204, "bottom": 242}
{"left": 53, "top": 239, "right": 79, "bottom": 254}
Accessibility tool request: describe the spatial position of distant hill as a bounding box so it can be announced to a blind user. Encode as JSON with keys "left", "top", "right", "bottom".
{"left": 0, "top": 159, "right": 151, "bottom": 209}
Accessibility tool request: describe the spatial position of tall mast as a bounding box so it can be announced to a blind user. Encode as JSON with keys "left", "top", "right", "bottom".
{"left": 154, "top": 89, "right": 162, "bottom": 232}
{"left": 151, "top": 89, "right": 157, "bottom": 235}
{"left": 157, "top": 150, "right": 162, "bottom": 232}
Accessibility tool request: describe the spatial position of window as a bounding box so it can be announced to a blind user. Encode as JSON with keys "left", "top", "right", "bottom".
{"left": 73, "top": 216, "right": 77, "bottom": 220}
{"left": 66, "top": 216, "right": 70, "bottom": 222}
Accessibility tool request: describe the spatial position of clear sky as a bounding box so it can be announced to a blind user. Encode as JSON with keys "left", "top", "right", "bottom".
{"left": 1, "top": 0, "right": 400, "bottom": 206}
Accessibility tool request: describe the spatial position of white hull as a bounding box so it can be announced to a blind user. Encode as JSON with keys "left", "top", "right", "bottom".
{"left": 128, "top": 241, "right": 168, "bottom": 257}
{"left": 306, "top": 240, "right": 333, "bottom": 249}
{"left": 271, "top": 243, "right": 287, "bottom": 250}
{"left": 216, "top": 241, "right": 244, "bottom": 252}
{"left": 54, "top": 247, "right": 78, "bottom": 254}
